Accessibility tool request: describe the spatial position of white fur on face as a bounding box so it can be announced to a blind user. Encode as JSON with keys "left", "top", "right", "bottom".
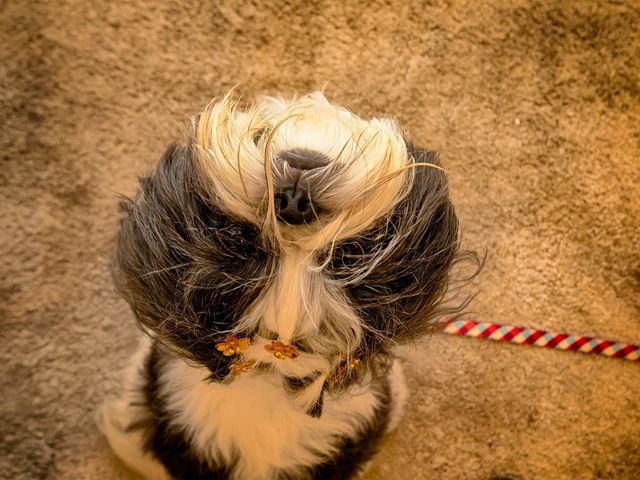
{"left": 234, "top": 247, "right": 362, "bottom": 363}
{"left": 193, "top": 93, "right": 412, "bottom": 410}
{"left": 194, "top": 91, "right": 412, "bottom": 250}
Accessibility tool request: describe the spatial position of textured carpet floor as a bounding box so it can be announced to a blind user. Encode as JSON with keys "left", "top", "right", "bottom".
{"left": 2, "top": 1, "right": 639, "bottom": 479}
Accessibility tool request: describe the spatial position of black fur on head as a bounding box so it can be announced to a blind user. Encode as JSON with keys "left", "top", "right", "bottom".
{"left": 325, "top": 143, "right": 469, "bottom": 356}
{"left": 113, "top": 143, "right": 276, "bottom": 379}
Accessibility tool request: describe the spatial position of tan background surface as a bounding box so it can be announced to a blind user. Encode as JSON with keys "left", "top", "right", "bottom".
{"left": 2, "top": 1, "right": 639, "bottom": 479}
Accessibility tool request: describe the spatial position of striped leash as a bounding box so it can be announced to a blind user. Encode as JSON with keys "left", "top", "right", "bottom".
{"left": 441, "top": 319, "right": 640, "bottom": 363}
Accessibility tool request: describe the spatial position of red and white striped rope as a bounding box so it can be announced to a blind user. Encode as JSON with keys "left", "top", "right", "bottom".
{"left": 441, "top": 319, "right": 640, "bottom": 363}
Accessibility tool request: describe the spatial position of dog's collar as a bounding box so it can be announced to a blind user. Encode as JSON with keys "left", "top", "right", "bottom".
{"left": 214, "top": 334, "right": 361, "bottom": 390}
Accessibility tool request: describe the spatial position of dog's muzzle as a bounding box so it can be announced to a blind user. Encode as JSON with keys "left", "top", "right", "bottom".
{"left": 275, "top": 149, "right": 329, "bottom": 225}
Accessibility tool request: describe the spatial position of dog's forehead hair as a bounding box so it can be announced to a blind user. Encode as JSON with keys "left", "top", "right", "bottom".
{"left": 193, "top": 91, "right": 412, "bottom": 249}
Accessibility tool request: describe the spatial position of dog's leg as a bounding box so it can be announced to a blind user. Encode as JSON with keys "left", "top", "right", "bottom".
{"left": 352, "top": 359, "right": 408, "bottom": 479}
{"left": 386, "top": 359, "right": 408, "bottom": 432}
{"left": 98, "top": 337, "right": 171, "bottom": 480}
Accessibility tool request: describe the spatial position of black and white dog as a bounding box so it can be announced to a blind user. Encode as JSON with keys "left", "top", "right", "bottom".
{"left": 101, "top": 92, "right": 466, "bottom": 479}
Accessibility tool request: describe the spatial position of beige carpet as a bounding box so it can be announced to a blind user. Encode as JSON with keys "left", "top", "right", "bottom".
{"left": 2, "top": 1, "right": 639, "bottom": 479}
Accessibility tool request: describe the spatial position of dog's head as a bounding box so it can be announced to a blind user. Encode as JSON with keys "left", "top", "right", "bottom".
{"left": 114, "top": 92, "right": 465, "bottom": 402}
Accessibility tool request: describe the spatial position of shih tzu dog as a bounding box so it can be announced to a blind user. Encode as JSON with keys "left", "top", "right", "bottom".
{"left": 100, "top": 92, "right": 467, "bottom": 480}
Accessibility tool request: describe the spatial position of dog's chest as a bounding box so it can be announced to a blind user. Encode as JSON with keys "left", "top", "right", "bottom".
{"left": 161, "top": 357, "right": 378, "bottom": 479}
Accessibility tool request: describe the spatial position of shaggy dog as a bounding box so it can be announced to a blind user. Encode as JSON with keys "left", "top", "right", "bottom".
{"left": 100, "top": 92, "right": 468, "bottom": 479}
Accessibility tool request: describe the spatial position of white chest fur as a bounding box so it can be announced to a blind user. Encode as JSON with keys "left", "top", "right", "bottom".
{"left": 100, "top": 338, "right": 407, "bottom": 480}
{"left": 160, "top": 357, "right": 380, "bottom": 480}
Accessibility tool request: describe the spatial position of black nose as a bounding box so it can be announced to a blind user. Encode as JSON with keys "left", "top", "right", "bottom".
{"left": 275, "top": 184, "right": 315, "bottom": 224}
{"left": 274, "top": 149, "right": 327, "bottom": 224}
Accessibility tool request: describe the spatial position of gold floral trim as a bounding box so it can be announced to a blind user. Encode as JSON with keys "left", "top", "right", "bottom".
{"left": 215, "top": 336, "right": 251, "bottom": 356}
{"left": 229, "top": 359, "right": 257, "bottom": 376}
{"left": 265, "top": 340, "right": 299, "bottom": 359}
{"left": 328, "top": 357, "right": 361, "bottom": 389}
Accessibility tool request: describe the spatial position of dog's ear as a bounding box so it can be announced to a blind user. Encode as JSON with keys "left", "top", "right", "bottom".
{"left": 112, "top": 143, "right": 274, "bottom": 377}
{"left": 328, "top": 141, "right": 466, "bottom": 356}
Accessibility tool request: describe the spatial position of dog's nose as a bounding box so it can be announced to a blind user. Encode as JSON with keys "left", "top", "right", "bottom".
{"left": 275, "top": 184, "right": 314, "bottom": 224}
{"left": 274, "top": 149, "right": 328, "bottom": 224}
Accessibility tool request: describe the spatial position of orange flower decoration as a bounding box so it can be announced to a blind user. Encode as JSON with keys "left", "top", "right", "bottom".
{"left": 229, "top": 359, "right": 256, "bottom": 376}
{"left": 265, "top": 340, "right": 299, "bottom": 359}
{"left": 215, "top": 336, "right": 250, "bottom": 356}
